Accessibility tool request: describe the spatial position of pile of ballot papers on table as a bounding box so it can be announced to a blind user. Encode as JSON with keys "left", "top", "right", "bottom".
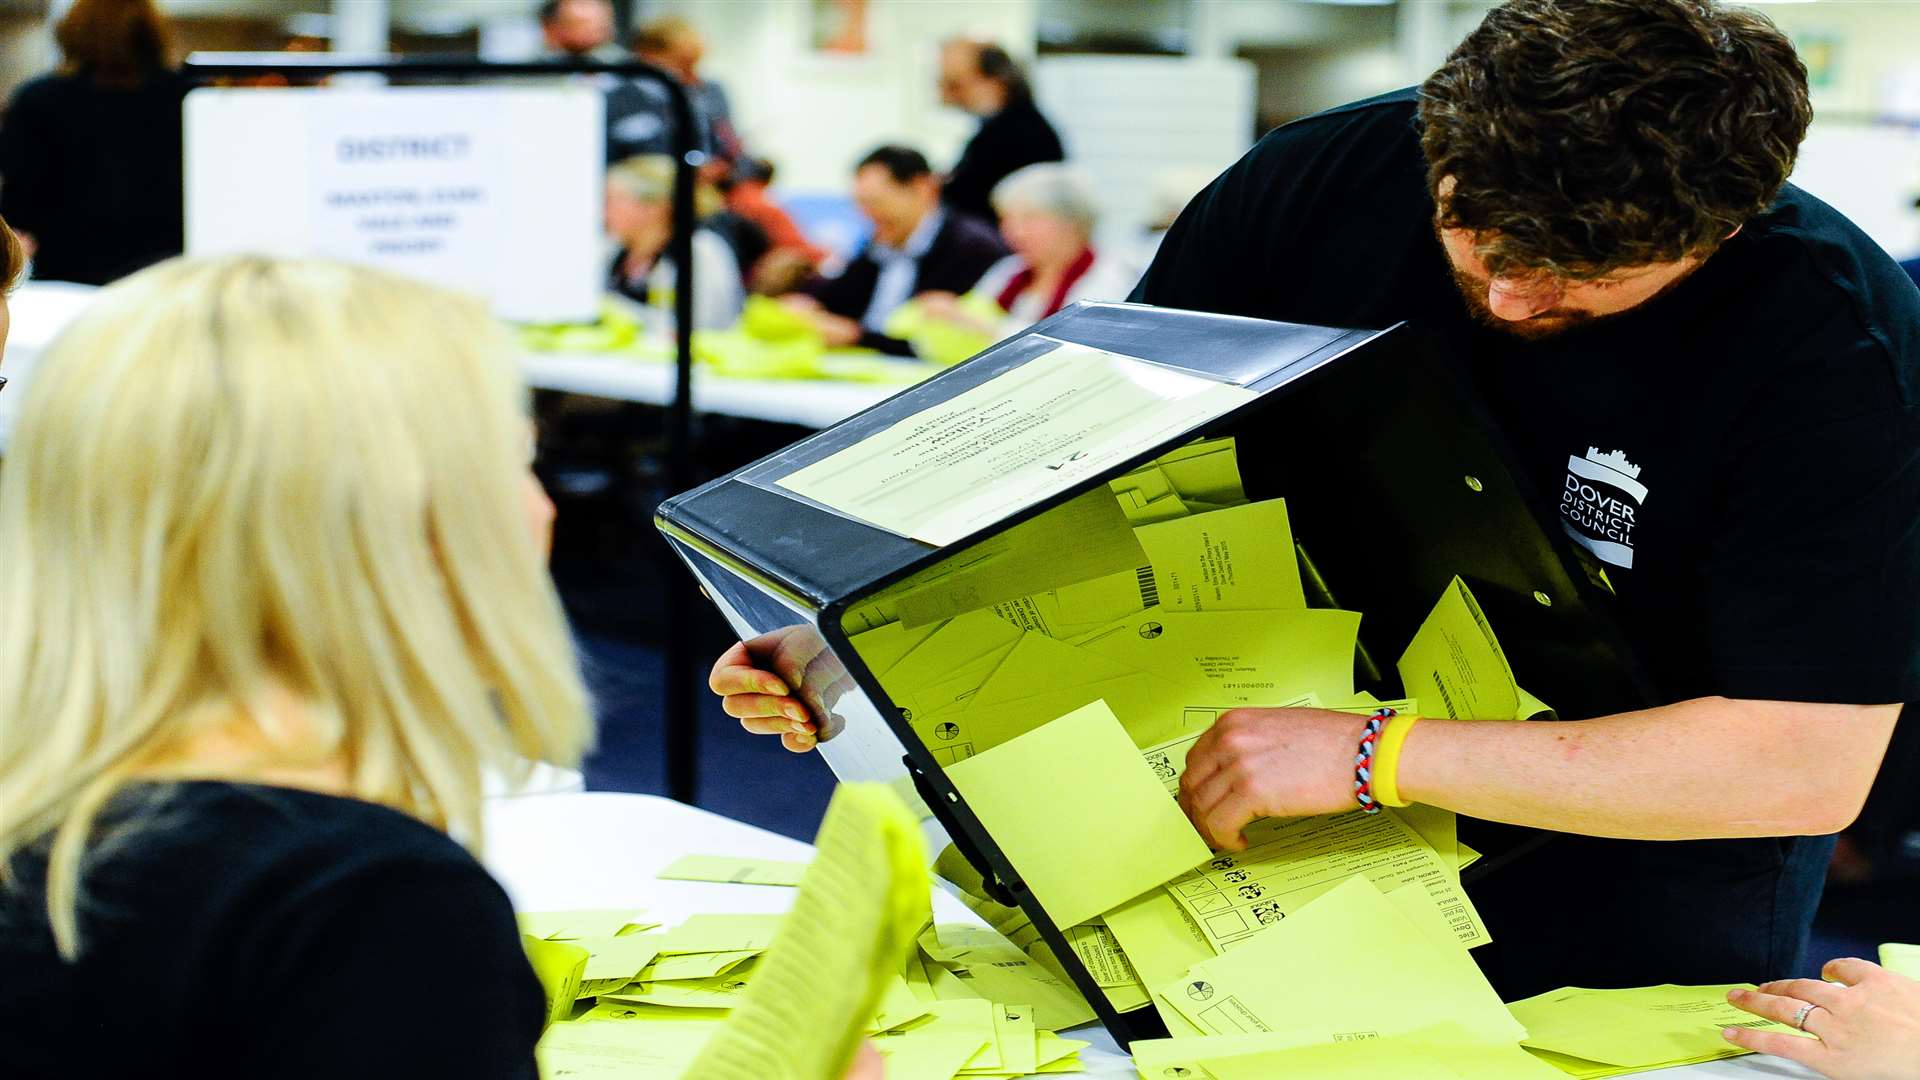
{"left": 823, "top": 436, "right": 1803, "bottom": 1077}
{"left": 522, "top": 784, "right": 1095, "bottom": 1080}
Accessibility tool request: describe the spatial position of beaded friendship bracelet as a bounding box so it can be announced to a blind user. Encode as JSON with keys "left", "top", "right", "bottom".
{"left": 1353, "top": 707, "right": 1399, "bottom": 815}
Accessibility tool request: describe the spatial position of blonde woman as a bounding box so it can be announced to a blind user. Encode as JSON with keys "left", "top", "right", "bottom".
{"left": 0, "top": 257, "right": 593, "bottom": 1076}
{"left": 605, "top": 153, "right": 744, "bottom": 331}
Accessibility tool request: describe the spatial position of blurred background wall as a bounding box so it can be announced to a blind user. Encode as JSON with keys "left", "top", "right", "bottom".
{"left": 0, "top": 0, "right": 1912, "bottom": 259}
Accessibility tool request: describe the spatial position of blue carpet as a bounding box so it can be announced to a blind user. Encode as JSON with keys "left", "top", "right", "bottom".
{"left": 574, "top": 629, "right": 839, "bottom": 841}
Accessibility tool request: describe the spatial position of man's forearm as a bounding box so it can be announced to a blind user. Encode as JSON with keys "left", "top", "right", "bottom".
{"left": 1396, "top": 697, "right": 1898, "bottom": 840}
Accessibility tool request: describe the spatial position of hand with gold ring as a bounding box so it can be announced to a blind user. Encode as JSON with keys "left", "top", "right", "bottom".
{"left": 1723, "top": 957, "right": 1920, "bottom": 1079}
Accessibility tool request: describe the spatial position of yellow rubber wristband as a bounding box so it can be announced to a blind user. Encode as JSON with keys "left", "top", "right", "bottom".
{"left": 1369, "top": 714, "right": 1419, "bottom": 808}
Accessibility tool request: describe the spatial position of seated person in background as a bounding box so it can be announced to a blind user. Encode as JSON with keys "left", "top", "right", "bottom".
{"left": 605, "top": 154, "right": 744, "bottom": 331}
{"left": 0, "top": 256, "right": 594, "bottom": 1077}
{"left": 789, "top": 144, "right": 1007, "bottom": 355}
{"left": 918, "top": 162, "right": 1137, "bottom": 340}
{"left": 1722, "top": 957, "right": 1920, "bottom": 1080}
{"left": 724, "top": 157, "right": 827, "bottom": 294}
{"left": 694, "top": 177, "right": 773, "bottom": 287}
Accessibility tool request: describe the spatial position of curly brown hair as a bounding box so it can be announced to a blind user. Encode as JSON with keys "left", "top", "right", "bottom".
{"left": 1418, "top": 0, "right": 1812, "bottom": 279}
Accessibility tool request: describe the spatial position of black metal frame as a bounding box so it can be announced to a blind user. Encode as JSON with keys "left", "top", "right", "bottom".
{"left": 181, "top": 52, "right": 705, "bottom": 803}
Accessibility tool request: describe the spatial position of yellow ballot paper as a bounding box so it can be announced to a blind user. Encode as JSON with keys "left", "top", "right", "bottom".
{"left": 1073, "top": 607, "right": 1361, "bottom": 705}
{"left": 925, "top": 667, "right": 1191, "bottom": 761}
{"left": 1399, "top": 576, "right": 1526, "bottom": 720}
{"left": 1135, "top": 498, "right": 1307, "bottom": 612}
{"left": 537, "top": 1013, "right": 715, "bottom": 1078}
{"left": 656, "top": 854, "right": 809, "bottom": 887}
{"left": 523, "top": 936, "right": 590, "bottom": 1026}
{"left": 918, "top": 924, "right": 1096, "bottom": 1030}
{"left": 603, "top": 969, "right": 755, "bottom": 1010}
{"left": 655, "top": 913, "right": 785, "bottom": 955}
{"left": 1160, "top": 877, "right": 1522, "bottom": 1044}
{"left": 1165, "top": 809, "right": 1488, "bottom": 951}
{"left": 1132, "top": 1024, "right": 1565, "bottom": 1080}
{"left": 1883, "top": 942, "right": 1920, "bottom": 978}
{"left": 1151, "top": 436, "right": 1248, "bottom": 504}
{"left": 774, "top": 341, "right": 1257, "bottom": 546}
{"left": 570, "top": 934, "right": 666, "bottom": 983}
{"left": 676, "top": 783, "right": 930, "bottom": 1080}
{"left": 1507, "top": 984, "right": 1800, "bottom": 1075}
{"left": 945, "top": 700, "right": 1212, "bottom": 930}
{"left": 890, "top": 486, "right": 1149, "bottom": 628}
{"left": 992, "top": 566, "right": 1153, "bottom": 640}
{"left": 518, "top": 910, "right": 654, "bottom": 941}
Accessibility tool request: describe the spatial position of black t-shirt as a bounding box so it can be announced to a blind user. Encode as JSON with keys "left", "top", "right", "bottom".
{"left": 1135, "top": 89, "right": 1920, "bottom": 996}
{"left": 943, "top": 96, "right": 1066, "bottom": 226}
{"left": 0, "top": 70, "right": 188, "bottom": 285}
{"left": 0, "top": 782, "right": 543, "bottom": 1079}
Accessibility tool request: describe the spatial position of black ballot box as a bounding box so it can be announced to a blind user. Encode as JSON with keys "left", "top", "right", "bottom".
{"left": 655, "top": 301, "right": 1654, "bottom": 1044}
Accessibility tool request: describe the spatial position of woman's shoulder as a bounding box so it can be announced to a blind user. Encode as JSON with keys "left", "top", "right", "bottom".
{"left": 5, "top": 73, "right": 72, "bottom": 110}
{"left": 974, "top": 253, "right": 1026, "bottom": 295}
{"left": 71, "top": 781, "right": 496, "bottom": 920}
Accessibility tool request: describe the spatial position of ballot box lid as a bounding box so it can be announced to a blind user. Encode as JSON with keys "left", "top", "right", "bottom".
{"left": 657, "top": 302, "right": 1372, "bottom": 609}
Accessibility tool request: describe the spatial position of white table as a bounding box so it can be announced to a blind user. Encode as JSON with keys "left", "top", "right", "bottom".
{"left": 481, "top": 792, "right": 1820, "bottom": 1080}
{"left": 520, "top": 350, "right": 913, "bottom": 429}
{"left": 0, "top": 283, "right": 911, "bottom": 448}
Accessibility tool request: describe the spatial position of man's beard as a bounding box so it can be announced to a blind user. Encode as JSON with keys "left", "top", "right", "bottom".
{"left": 1448, "top": 266, "right": 1601, "bottom": 341}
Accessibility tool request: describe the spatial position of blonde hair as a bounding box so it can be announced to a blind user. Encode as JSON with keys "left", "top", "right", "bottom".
{"left": 0, "top": 257, "right": 593, "bottom": 957}
{"left": 991, "top": 163, "right": 1099, "bottom": 238}
{"left": 607, "top": 154, "right": 722, "bottom": 219}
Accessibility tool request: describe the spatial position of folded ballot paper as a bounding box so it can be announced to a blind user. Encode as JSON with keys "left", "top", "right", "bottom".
{"left": 525, "top": 783, "right": 1095, "bottom": 1080}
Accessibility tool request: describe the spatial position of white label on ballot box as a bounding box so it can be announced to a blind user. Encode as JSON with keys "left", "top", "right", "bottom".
{"left": 775, "top": 341, "right": 1257, "bottom": 546}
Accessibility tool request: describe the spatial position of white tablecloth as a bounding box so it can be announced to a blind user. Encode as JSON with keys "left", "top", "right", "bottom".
{"left": 519, "top": 350, "right": 908, "bottom": 428}
{"left": 0, "top": 283, "right": 906, "bottom": 447}
{"left": 481, "top": 792, "right": 1821, "bottom": 1080}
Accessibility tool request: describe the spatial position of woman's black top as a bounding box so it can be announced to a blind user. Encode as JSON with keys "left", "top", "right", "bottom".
{"left": 0, "top": 781, "right": 543, "bottom": 1078}
{"left": 0, "top": 68, "right": 190, "bottom": 284}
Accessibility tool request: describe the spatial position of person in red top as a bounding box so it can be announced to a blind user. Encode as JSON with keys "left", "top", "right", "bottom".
{"left": 723, "top": 157, "right": 826, "bottom": 293}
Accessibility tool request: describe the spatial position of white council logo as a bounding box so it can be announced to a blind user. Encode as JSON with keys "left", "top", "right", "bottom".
{"left": 1561, "top": 447, "right": 1644, "bottom": 569}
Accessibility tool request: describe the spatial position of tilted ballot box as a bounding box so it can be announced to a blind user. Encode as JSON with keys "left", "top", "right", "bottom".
{"left": 655, "top": 302, "right": 1653, "bottom": 1044}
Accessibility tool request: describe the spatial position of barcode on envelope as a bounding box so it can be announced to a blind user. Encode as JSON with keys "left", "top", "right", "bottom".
{"left": 1136, "top": 566, "right": 1160, "bottom": 608}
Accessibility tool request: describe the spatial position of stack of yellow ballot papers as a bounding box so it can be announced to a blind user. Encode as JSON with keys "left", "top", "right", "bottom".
{"left": 840, "top": 437, "right": 1546, "bottom": 1026}
{"left": 527, "top": 784, "right": 1094, "bottom": 1080}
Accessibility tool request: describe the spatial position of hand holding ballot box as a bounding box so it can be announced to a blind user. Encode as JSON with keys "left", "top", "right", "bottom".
{"left": 659, "top": 301, "right": 1655, "bottom": 1043}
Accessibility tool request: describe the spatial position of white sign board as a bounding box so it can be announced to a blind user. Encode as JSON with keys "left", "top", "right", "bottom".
{"left": 185, "top": 86, "right": 604, "bottom": 322}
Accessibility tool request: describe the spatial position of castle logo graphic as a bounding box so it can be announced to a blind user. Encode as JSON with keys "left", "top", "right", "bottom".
{"left": 1561, "top": 447, "right": 1645, "bottom": 569}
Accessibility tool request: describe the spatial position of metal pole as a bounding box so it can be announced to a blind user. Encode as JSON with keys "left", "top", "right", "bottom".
{"left": 659, "top": 68, "right": 703, "bottom": 808}
{"left": 183, "top": 54, "right": 706, "bottom": 805}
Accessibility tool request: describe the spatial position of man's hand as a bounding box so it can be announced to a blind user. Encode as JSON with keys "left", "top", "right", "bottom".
{"left": 1177, "top": 707, "right": 1371, "bottom": 849}
{"left": 708, "top": 626, "right": 855, "bottom": 753}
{"left": 812, "top": 311, "right": 864, "bottom": 348}
{"left": 1724, "top": 958, "right": 1920, "bottom": 1080}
